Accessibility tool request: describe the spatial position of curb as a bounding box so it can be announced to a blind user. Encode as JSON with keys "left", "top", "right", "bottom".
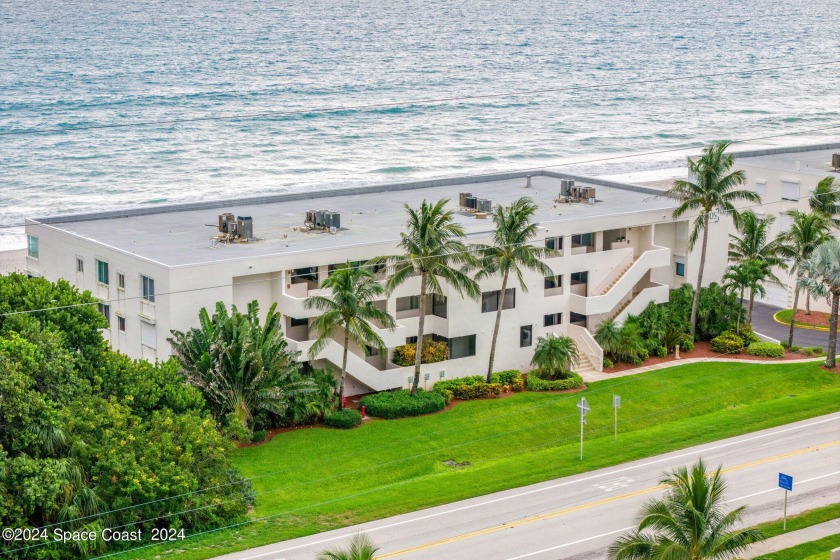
{"left": 772, "top": 310, "right": 830, "bottom": 332}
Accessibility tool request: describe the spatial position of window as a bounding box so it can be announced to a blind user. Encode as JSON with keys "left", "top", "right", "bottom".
{"left": 675, "top": 261, "right": 686, "bottom": 277}
{"left": 76, "top": 257, "right": 84, "bottom": 273}
{"left": 290, "top": 316, "right": 308, "bottom": 327}
{"left": 27, "top": 235, "right": 39, "bottom": 259}
{"left": 97, "top": 302, "right": 110, "bottom": 323}
{"left": 569, "top": 312, "right": 587, "bottom": 325}
{"left": 140, "top": 320, "right": 156, "bottom": 349}
{"left": 520, "top": 325, "right": 533, "bottom": 347}
{"left": 544, "top": 275, "right": 563, "bottom": 289}
{"left": 97, "top": 259, "right": 109, "bottom": 285}
{"left": 449, "top": 334, "right": 476, "bottom": 359}
{"left": 755, "top": 180, "right": 766, "bottom": 197}
{"left": 293, "top": 267, "right": 319, "bottom": 283}
{"left": 543, "top": 313, "right": 563, "bottom": 327}
{"left": 117, "top": 272, "right": 125, "bottom": 290}
{"left": 570, "top": 271, "right": 588, "bottom": 283}
{"left": 406, "top": 336, "right": 418, "bottom": 344}
{"left": 545, "top": 236, "right": 563, "bottom": 251}
{"left": 571, "top": 233, "right": 593, "bottom": 247}
{"left": 117, "top": 315, "right": 126, "bottom": 332}
{"left": 781, "top": 180, "right": 799, "bottom": 202}
{"left": 141, "top": 275, "right": 155, "bottom": 303}
{"left": 481, "top": 288, "right": 515, "bottom": 313}
{"left": 432, "top": 295, "right": 447, "bottom": 318}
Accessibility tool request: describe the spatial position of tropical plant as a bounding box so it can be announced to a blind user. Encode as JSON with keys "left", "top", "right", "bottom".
{"left": 318, "top": 533, "right": 379, "bottom": 560}
{"left": 722, "top": 261, "right": 751, "bottom": 333}
{"left": 617, "top": 322, "right": 649, "bottom": 364}
{"left": 694, "top": 283, "right": 742, "bottom": 341}
{"left": 168, "top": 301, "right": 316, "bottom": 429}
{"left": 664, "top": 141, "right": 760, "bottom": 339}
{"left": 382, "top": 199, "right": 480, "bottom": 395}
{"left": 661, "top": 325, "right": 689, "bottom": 359}
{"left": 809, "top": 176, "right": 840, "bottom": 227}
{"left": 475, "top": 197, "right": 554, "bottom": 381}
{"left": 594, "top": 318, "right": 624, "bottom": 359}
{"left": 305, "top": 263, "right": 396, "bottom": 409}
{"left": 797, "top": 239, "right": 840, "bottom": 368}
{"left": 530, "top": 333, "right": 580, "bottom": 376}
{"left": 778, "top": 210, "right": 831, "bottom": 344}
{"left": 608, "top": 459, "right": 764, "bottom": 560}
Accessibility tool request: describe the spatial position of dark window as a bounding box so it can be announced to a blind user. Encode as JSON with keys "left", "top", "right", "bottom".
{"left": 570, "top": 312, "right": 587, "bottom": 325}
{"left": 293, "top": 267, "right": 319, "bottom": 283}
{"left": 675, "top": 262, "right": 686, "bottom": 277}
{"left": 97, "top": 260, "right": 109, "bottom": 285}
{"left": 570, "top": 271, "right": 588, "bottom": 283}
{"left": 545, "top": 236, "right": 563, "bottom": 251}
{"left": 544, "top": 275, "right": 563, "bottom": 289}
{"left": 98, "top": 303, "right": 110, "bottom": 323}
{"left": 27, "top": 235, "right": 39, "bottom": 259}
{"left": 406, "top": 336, "right": 418, "bottom": 344}
{"left": 76, "top": 258, "right": 84, "bottom": 273}
{"left": 432, "top": 295, "right": 447, "bottom": 318}
{"left": 543, "top": 313, "right": 563, "bottom": 327}
{"left": 290, "top": 316, "right": 309, "bottom": 327}
{"left": 118, "top": 315, "right": 126, "bottom": 332}
{"left": 450, "top": 335, "right": 476, "bottom": 359}
{"left": 141, "top": 275, "right": 155, "bottom": 303}
{"left": 520, "top": 325, "right": 533, "bottom": 347}
{"left": 481, "top": 288, "right": 515, "bottom": 313}
{"left": 117, "top": 273, "right": 125, "bottom": 289}
{"left": 572, "top": 233, "right": 593, "bottom": 247}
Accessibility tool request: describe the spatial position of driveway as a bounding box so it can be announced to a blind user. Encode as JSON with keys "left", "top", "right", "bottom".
{"left": 750, "top": 301, "right": 831, "bottom": 349}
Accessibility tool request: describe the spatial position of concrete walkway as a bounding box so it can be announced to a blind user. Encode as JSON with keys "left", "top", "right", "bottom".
{"left": 752, "top": 301, "right": 830, "bottom": 349}
{"left": 580, "top": 356, "right": 824, "bottom": 382}
{"left": 744, "top": 518, "right": 840, "bottom": 558}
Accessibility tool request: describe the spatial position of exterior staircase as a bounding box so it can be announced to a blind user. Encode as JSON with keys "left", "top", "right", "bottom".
{"left": 597, "top": 259, "right": 635, "bottom": 295}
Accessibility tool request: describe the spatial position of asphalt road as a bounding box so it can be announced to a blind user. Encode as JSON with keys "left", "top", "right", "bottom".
{"left": 214, "top": 413, "right": 840, "bottom": 560}
{"left": 751, "top": 301, "right": 830, "bottom": 349}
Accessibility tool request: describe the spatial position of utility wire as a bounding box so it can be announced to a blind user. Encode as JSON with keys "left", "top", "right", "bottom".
{"left": 2, "top": 60, "right": 839, "bottom": 137}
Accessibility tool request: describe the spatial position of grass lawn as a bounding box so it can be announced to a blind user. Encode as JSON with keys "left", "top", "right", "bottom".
{"left": 755, "top": 534, "right": 840, "bottom": 560}
{"left": 117, "top": 360, "right": 840, "bottom": 560}
{"left": 753, "top": 502, "right": 840, "bottom": 539}
{"left": 775, "top": 309, "right": 830, "bottom": 332}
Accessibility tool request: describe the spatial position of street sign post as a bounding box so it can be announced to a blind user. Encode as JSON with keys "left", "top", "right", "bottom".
{"left": 577, "top": 397, "right": 590, "bottom": 460}
{"left": 613, "top": 395, "right": 620, "bottom": 441}
{"left": 779, "top": 473, "right": 793, "bottom": 530}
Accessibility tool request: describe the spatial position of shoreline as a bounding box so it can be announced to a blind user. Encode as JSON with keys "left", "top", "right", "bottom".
{"left": 0, "top": 249, "right": 27, "bottom": 275}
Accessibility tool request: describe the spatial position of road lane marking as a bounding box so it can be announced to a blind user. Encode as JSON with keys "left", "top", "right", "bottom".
{"left": 225, "top": 414, "right": 840, "bottom": 560}
{"left": 375, "top": 440, "right": 840, "bottom": 559}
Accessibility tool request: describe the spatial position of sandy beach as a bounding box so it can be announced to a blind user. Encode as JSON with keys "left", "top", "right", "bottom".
{"left": 0, "top": 249, "right": 27, "bottom": 275}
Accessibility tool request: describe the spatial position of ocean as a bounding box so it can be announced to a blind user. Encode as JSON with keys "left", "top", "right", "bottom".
{"left": 2, "top": 0, "right": 839, "bottom": 249}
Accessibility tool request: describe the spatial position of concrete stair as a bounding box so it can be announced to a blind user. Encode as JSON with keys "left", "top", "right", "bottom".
{"left": 598, "top": 260, "right": 635, "bottom": 295}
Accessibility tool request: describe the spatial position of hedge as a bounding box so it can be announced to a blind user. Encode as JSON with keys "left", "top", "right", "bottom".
{"left": 711, "top": 332, "right": 744, "bottom": 354}
{"left": 526, "top": 371, "right": 584, "bottom": 391}
{"left": 359, "top": 390, "right": 446, "bottom": 419}
{"left": 746, "top": 342, "right": 785, "bottom": 358}
{"left": 435, "top": 376, "right": 501, "bottom": 400}
{"left": 392, "top": 339, "right": 449, "bottom": 367}
{"left": 325, "top": 409, "right": 363, "bottom": 429}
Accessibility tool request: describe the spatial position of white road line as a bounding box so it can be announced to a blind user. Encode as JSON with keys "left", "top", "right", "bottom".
{"left": 227, "top": 414, "right": 840, "bottom": 560}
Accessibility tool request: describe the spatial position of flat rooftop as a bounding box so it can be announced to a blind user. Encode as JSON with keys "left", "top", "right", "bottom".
{"left": 31, "top": 171, "right": 677, "bottom": 267}
{"left": 733, "top": 142, "right": 840, "bottom": 177}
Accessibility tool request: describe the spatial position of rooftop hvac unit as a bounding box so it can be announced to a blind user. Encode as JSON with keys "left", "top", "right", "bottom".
{"left": 315, "top": 210, "right": 328, "bottom": 227}
{"left": 571, "top": 186, "right": 583, "bottom": 198}
{"left": 832, "top": 153, "right": 840, "bottom": 170}
{"left": 465, "top": 196, "right": 477, "bottom": 209}
{"left": 324, "top": 212, "right": 341, "bottom": 229}
{"left": 305, "top": 210, "right": 317, "bottom": 224}
{"left": 581, "top": 187, "right": 596, "bottom": 199}
{"left": 459, "top": 192, "right": 473, "bottom": 207}
{"left": 560, "top": 179, "right": 574, "bottom": 196}
{"left": 237, "top": 216, "right": 253, "bottom": 240}
{"left": 476, "top": 198, "right": 492, "bottom": 213}
{"left": 218, "top": 213, "right": 236, "bottom": 233}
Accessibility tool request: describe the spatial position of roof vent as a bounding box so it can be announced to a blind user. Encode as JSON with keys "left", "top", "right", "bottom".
{"left": 832, "top": 153, "right": 840, "bottom": 171}
{"left": 215, "top": 213, "right": 254, "bottom": 242}
{"left": 525, "top": 175, "right": 532, "bottom": 188}
{"left": 305, "top": 210, "right": 341, "bottom": 231}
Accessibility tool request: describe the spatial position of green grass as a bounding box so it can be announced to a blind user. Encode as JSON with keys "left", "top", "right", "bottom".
{"left": 755, "top": 533, "right": 840, "bottom": 560}
{"left": 775, "top": 309, "right": 830, "bottom": 331}
{"left": 754, "top": 502, "right": 840, "bottom": 539}
{"left": 119, "top": 361, "right": 840, "bottom": 560}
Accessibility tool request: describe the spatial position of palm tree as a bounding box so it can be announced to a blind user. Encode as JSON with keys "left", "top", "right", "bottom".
{"left": 809, "top": 176, "right": 840, "bottom": 227}
{"left": 778, "top": 210, "right": 831, "bottom": 345}
{"left": 594, "top": 318, "right": 623, "bottom": 360}
{"left": 305, "top": 263, "right": 396, "bottom": 409}
{"left": 722, "top": 261, "right": 751, "bottom": 333}
{"left": 476, "top": 197, "right": 554, "bottom": 381}
{"left": 727, "top": 211, "right": 787, "bottom": 323}
{"left": 169, "top": 301, "right": 315, "bottom": 429}
{"left": 665, "top": 141, "right": 760, "bottom": 339}
{"left": 530, "top": 333, "right": 580, "bottom": 376}
{"left": 318, "top": 533, "right": 379, "bottom": 560}
{"left": 662, "top": 325, "right": 689, "bottom": 359}
{"left": 609, "top": 459, "right": 764, "bottom": 560}
{"left": 797, "top": 239, "right": 840, "bottom": 368}
{"left": 383, "top": 199, "right": 480, "bottom": 395}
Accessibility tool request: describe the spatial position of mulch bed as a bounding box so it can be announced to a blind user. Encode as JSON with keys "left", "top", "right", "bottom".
{"left": 603, "top": 341, "right": 810, "bottom": 374}
{"left": 790, "top": 310, "right": 832, "bottom": 328}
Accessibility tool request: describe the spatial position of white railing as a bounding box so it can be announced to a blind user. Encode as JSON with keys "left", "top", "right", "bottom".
{"left": 613, "top": 283, "right": 670, "bottom": 324}
{"left": 592, "top": 249, "right": 634, "bottom": 296}
{"left": 567, "top": 324, "right": 604, "bottom": 373}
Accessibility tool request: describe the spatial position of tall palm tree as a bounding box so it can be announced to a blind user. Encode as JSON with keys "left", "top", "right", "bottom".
{"left": 778, "top": 210, "right": 831, "bottom": 346}
{"left": 476, "top": 197, "right": 554, "bottom": 381}
{"left": 809, "top": 176, "right": 840, "bottom": 227}
{"left": 722, "top": 261, "right": 751, "bottom": 334}
{"left": 665, "top": 141, "right": 760, "bottom": 339}
{"left": 318, "top": 533, "right": 379, "bottom": 560}
{"left": 384, "top": 199, "right": 480, "bottom": 395}
{"left": 727, "top": 211, "right": 787, "bottom": 323}
{"left": 305, "top": 263, "right": 396, "bottom": 409}
{"left": 594, "top": 318, "right": 623, "bottom": 360}
{"left": 530, "top": 333, "right": 580, "bottom": 376}
{"left": 609, "top": 459, "right": 764, "bottom": 560}
{"left": 797, "top": 239, "right": 840, "bottom": 368}
{"left": 169, "top": 301, "right": 315, "bottom": 428}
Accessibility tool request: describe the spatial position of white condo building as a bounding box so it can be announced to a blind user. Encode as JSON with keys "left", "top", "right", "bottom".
{"left": 24, "top": 167, "right": 742, "bottom": 395}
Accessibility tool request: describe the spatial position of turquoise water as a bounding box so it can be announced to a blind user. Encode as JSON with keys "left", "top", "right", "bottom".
{"left": 1, "top": 0, "right": 840, "bottom": 248}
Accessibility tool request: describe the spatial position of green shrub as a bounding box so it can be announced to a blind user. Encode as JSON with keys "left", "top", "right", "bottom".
{"left": 809, "top": 346, "right": 824, "bottom": 354}
{"left": 798, "top": 346, "right": 823, "bottom": 357}
{"left": 360, "top": 390, "right": 445, "bottom": 419}
{"left": 789, "top": 345, "right": 801, "bottom": 353}
{"left": 680, "top": 339, "right": 694, "bottom": 352}
{"left": 655, "top": 346, "right": 668, "bottom": 358}
{"left": 251, "top": 429, "right": 268, "bottom": 443}
{"left": 392, "top": 339, "right": 449, "bottom": 367}
{"left": 746, "top": 342, "right": 785, "bottom": 358}
{"left": 603, "top": 357, "right": 614, "bottom": 369}
{"left": 489, "top": 370, "right": 525, "bottom": 391}
{"left": 711, "top": 332, "right": 744, "bottom": 354}
{"left": 324, "top": 409, "right": 363, "bottom": 429}
{"left": 437, "top": 388, "right": 454, "bottom": 404}
{"left": 739, "top": 325, "right": 761, "bottom": 346}
{"left": 527, "top": 371, "right": 584, "bottom": 391}
{"left": 780, "top": 341, "right": 790, "bottom": 349}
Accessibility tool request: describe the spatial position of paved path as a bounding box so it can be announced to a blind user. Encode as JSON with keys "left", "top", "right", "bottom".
{"left": 213, "top": 413, "right": 840, "bottom": 560}
{"left": 0, "top": 249, "right": 26, "bottom": 275}
{"left": 751, "top": 301, "right": 830, "bottom": 349}
{"left": 744, "top": 518, "right": 840, "bottom": 559}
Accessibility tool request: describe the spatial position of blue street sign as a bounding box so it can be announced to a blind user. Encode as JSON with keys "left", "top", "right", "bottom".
{"left": 778, "top": 473, "right": 793, "bottom": 491}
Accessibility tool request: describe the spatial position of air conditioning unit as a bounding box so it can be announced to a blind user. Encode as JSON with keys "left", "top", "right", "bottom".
{"left": 476, "top": 198, "right": 492, "bottom": 213}
{"left": 237, "top": 216, "right": 253, "bottom": 239}
{"left": 324, "top": 212, "right": 341, "bottom": 229}
{"left": 832, "top": 153, "right": 840, "bottom": 170}
{"left": 459, "top": 192, "right": 473, "bottom": 207}
{"left": 560, "top": 179, "right": 575, "bottom": 196}
{"left": 465, "top": 196, "right": 477, "bottom": 209}
{"left": 315, "top": 210, "right": 327, "bottom": 228}
{"left": 218, "top": 213, "right": 236, "bottom": 233}
{"left": 581, "top": 187, "right": 596, "bottom": 199}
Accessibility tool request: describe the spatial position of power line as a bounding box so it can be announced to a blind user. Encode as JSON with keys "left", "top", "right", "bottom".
{"left": 2, "top": 60, "right": 839, "bottom": 137}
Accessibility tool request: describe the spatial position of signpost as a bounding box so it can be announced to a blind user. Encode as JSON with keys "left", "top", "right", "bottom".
{"left": 613, "top": 395, "right": 621, "bottom": 441}
{"left": 577, "top": 397, "right": 590, "bottom": 460}
{"left": 778, "top": 473, "right": 793, "bottom": 531}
